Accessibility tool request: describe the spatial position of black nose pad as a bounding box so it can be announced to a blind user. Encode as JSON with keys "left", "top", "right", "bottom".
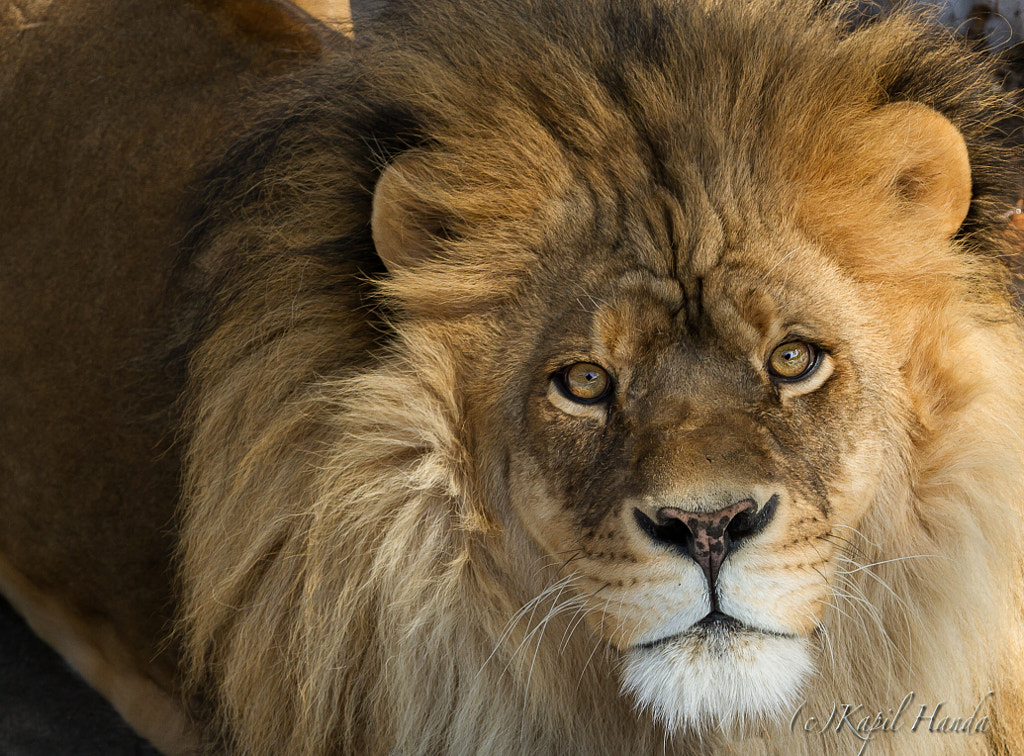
{"left": 633, "top": 495, "right": 778, "bottom": 588}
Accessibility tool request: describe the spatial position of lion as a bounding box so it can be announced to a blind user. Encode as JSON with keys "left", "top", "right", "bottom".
{"left": 4, "top": 0, "right": 1024, "bottom": 754}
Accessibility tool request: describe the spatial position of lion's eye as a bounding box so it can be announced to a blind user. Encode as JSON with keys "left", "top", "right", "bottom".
{"left": 767, "top": 340, "right": 819, "bottom": 381}
{"left": 559, "top": 362, "right": 612, "bottom": 403}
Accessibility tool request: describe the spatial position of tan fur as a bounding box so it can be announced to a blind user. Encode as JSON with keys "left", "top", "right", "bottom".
{"left": 291, "top": 0, "right": 351, "bottom": 29}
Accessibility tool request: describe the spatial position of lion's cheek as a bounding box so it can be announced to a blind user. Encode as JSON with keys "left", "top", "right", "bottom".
{"left": 828, "top": 412, "right": 904, "bottom": 526}
{"left": 506, "top": 449, "right": 578, "bottom": 558}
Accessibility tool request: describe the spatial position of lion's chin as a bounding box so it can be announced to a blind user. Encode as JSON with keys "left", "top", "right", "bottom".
{"left": 619, "top": 622, "right": 813, "bottom": 733}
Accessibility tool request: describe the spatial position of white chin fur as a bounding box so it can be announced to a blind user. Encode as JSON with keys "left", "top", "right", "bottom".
{"left": 620, "top": 628, "right": 813, "bottom": 733}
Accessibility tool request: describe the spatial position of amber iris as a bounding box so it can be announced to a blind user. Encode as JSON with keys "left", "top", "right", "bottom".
{"left": 768, "top": 340, "right": 816, "bottom": 380}
{"left": 563, "top": 362, "right": 611, "bottom": 402}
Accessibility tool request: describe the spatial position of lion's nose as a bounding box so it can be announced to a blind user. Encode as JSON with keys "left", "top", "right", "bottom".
{"left": 634, "top": 496, "right": 778, "bottom": 587}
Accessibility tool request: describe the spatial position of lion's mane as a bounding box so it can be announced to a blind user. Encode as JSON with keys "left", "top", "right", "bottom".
{"left": 177, "top": 1, "right": 1024, "bottom": 753}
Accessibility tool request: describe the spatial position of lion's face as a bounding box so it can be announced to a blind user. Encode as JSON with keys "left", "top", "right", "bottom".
{"left": 369, "top": 37, "right": 977, "bottom": 739}
{"left": 493, "top": 211, "right": 907, "bottom": 730}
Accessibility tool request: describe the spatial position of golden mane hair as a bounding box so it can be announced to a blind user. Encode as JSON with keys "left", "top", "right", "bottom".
{"left": 176, "top": 1, "right": 1024, "bottom": 753}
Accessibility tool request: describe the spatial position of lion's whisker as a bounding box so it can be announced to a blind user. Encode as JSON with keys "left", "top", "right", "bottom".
{"left": 806, "top": 608, "right": 837, "bottom": 676}
{"left": 830, "top": 523, "right": 882, "bottom": 550}
{"left": 558, "top": 598, "right": 596, "bottom": 654}
{"left": 833, "top": 553, "right": 949, "bottom": 575}
{"left": 478, "top": 572, "right": 584, "bottom": 678}
{"left": 576, "top": 597, "right": 614, "bottom": 693}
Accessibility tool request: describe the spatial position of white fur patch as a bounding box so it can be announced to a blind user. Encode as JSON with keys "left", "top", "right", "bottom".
{"left": 620, "top": 627, "right": 813, "bottom": 733}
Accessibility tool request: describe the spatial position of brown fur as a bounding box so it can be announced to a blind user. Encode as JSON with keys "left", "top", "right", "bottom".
{"left": 0, "top": 0, "right": 328, "bottom": 748}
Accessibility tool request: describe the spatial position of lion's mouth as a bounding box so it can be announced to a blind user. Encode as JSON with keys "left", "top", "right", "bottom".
{"left": 635, "top": 611, "right": 791, "bottom": 650}
{"left": 695, "top": 610, "right": 741, "bottom": 630}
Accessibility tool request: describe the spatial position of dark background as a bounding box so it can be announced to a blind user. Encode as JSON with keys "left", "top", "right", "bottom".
{"left": 0, "top": 596, "right": 160, "bottom": 756}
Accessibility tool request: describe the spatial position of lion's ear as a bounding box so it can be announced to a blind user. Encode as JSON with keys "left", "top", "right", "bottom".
{"left": 372, "top": 156, "right": 451, "bottom": 272}
{"left": 867, "top": 102, "right": 971, "bottom": 238}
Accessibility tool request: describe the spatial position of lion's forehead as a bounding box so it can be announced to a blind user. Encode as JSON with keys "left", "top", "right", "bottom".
{"left": 559, "top": 241, "right": 847, "bottom": 370}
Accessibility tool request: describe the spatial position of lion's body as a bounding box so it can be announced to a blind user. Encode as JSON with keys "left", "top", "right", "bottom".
{"left": 0, "top": 0, "right": 327, "bottom": 749}
{"left": 4, "top": 0, "right": 1024, "bottom": 754}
